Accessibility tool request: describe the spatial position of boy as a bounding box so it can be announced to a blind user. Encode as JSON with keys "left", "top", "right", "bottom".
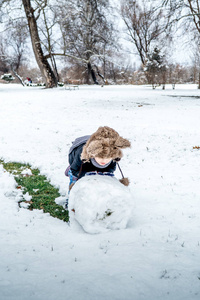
{"left": 65, "top": 126, "right": 131, "bottom": 208}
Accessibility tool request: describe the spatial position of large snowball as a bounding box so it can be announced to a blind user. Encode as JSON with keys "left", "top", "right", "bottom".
{"left": 68, "top": 175, "right": 133, "bottom": 234}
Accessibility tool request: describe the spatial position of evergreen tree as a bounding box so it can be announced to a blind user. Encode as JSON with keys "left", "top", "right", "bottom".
{"left": 145, "top": 47, "right": 167, "bottom": 89}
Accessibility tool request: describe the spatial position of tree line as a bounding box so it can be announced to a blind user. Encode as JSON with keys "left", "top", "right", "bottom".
{"left": 0, "top": 0, "right": 200, "bottom": 88}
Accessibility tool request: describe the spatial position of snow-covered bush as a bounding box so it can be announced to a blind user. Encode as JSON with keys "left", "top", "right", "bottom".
{"left": 1, "top": 73, "right": 15, "bottom": 82}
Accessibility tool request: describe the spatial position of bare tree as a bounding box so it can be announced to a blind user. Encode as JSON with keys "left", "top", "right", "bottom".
{"left": 163, "top": 0, "right": 200, "bottom": 87}
{"left": 0, "top": 19, "right": 28, "bottom": 85}
{"left": 1, "top": 0, "right": 58, "bottom": 87}
{"left": 22, "top": 0, "right": 57, "bottom": 87}
{"left": 56, "top": 0, "right": 116, "bottom": 84}
{"left": 163, "top": 0, "right": 200, "bottom": 33}
{"left": 121, "top": 0, "right": 171, "bottom": 66}
{"left": 0, "top": 37, "right": 9, "bottom": 73}
{"left": 6, "top": 19, "right": 29, "bottom": 72}
{"left": 33, "top": 1, "right": 60, "bottom": 82}
{"left": 190, "top": 38, "right": 200, "bottom": 88}
{"left": 1, "top": 0, "right": 119, "bottom": 86}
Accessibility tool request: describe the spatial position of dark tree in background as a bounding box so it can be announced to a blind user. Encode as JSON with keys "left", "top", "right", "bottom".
{"left": 145, "top": 47, "right": 167, "bottom": 89}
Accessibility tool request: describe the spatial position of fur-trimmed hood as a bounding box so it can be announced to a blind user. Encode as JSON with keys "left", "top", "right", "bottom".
{"left": 81, "top": 126, "right": 131, "bottom": 161}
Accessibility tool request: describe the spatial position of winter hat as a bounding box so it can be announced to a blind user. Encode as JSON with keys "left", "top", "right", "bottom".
{"left": 81, "top": 126, "right": 131, "bottom": 161}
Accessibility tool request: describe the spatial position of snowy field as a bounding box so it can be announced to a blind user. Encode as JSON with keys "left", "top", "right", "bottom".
{"left": 0, "top": 83, "right": 200, "bottom": 300}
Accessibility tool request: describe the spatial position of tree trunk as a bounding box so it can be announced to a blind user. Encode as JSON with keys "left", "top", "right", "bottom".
{"left": 11, "top": 65, "right": 25, "bottom": 86}
{"left": 95, "top": 65, "right": 105, "bottom": 84}
{"left": 198, "top": 71, "right": 200, "bottom": 89}
{"left": 87, "top": 62, "right": 98, "bottom": 84}
{"left": 22, "top": 0, "right": 57, "bottom": 88}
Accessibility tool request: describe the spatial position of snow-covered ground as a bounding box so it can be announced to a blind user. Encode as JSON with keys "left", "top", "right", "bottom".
{"left": 0, "top": 83, "right": 200, "bottom": 300}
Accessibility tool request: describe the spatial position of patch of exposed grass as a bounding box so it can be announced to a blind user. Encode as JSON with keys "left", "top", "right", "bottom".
{"left": 0, "top": 160, "right": 69, "bottom": 222}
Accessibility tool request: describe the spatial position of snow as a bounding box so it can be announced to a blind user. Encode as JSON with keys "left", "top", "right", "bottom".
{"left": 69, "top": 175, "right": 133, "bottom": 234}
{"left": 0, "top": 83, "right": 200, "bottom": 300}
{"left": 20, "top": 168, "right": 33, "bottom": 176}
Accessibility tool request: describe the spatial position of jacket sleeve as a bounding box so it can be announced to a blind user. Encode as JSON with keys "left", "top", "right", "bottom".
{"left": 69, "top": 144, "right": 84, "bottom": 177}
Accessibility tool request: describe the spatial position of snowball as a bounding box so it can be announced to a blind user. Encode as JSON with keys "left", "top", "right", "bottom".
{"left": 68, "top": 175, "right": 134, "bottom": 234}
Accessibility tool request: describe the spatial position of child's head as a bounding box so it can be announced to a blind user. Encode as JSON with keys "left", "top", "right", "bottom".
{"left": 81, "top": 126, "right": 131, "bottom": 162}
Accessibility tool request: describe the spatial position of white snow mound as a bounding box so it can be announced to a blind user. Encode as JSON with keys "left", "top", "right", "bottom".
{"left": 69, "top": 175, "right": 133, "bottom": 234}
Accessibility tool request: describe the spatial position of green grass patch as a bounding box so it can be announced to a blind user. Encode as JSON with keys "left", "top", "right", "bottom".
{"left": 0, "top": 160, "right": 69, "bottom": 222}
